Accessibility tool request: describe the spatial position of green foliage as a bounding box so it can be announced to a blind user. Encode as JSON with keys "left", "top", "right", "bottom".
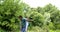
{"left": 0, "top": 0, "right": 24, "bottom": 32}
{"left": 29, "top": 11, "right": 44, "bottom": 27}
{"left": 0, "top": 0, "right": 60, "bottom": 32}
{"left": 43, "top": 4, "right": 60, "bottom": 30}
{"left": 26, "top": 3, "right": 60, "bottom": 32}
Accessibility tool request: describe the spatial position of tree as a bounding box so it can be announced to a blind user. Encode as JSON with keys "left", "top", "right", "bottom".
{"left": 43, "top": 4, "right": 60, "bottom": 30}
{"left": 0, "top": 0, "right": 25, "bottom": 32}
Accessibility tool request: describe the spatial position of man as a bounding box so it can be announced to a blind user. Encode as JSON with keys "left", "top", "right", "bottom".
{"left": 19, "top": 16, "right": 29, "bottom": 32}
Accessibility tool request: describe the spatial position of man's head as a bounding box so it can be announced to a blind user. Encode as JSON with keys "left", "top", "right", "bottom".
{"left": 19, "top": 16, "right": 22, "bottom": 20}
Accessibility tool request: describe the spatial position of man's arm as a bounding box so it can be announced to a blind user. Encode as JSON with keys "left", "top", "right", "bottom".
{"left": 25, "top": 17, "right": 34, "bottom": 22}
{"left": 28, "top": 18, "right": 34, "bottom": 22}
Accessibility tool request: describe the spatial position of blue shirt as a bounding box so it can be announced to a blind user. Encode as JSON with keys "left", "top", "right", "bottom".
{"left": 21, "top": 18, "right": 29, "bottom": 32}
{"left": 21, "top": 18, "right": 26, "bottom": 28}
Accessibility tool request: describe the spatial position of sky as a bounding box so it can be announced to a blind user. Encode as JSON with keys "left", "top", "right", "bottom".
{"left": 23, "top": 0, "right": 60, "bottom": 10}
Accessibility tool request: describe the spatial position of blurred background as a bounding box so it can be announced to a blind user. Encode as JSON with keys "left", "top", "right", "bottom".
{"left": 0, "top": 0, "right": 60, "bottom": 32}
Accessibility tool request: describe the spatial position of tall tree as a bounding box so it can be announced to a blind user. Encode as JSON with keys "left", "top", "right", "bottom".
{"left": 0, "top": 0, "right": 25, "bottom": 32}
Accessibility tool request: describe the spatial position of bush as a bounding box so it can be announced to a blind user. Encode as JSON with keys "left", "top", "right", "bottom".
{"left": 29, "top": 11, "right": 44, "bottom": 27}
{"left": 0, "top": 0, "right": 24, "bottom": 31}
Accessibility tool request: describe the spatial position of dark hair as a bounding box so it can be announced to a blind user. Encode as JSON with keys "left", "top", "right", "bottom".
{"left": 19, "top": 15, "right": 22, "bottom": 18}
